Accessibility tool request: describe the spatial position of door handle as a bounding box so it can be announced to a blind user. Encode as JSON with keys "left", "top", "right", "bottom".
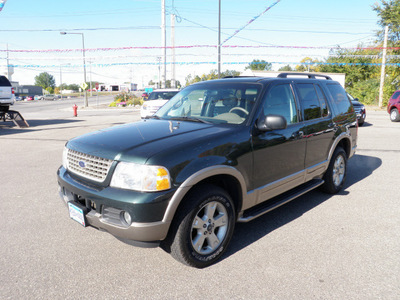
{"left": 291, "top": 131, "right": 304, "bottom": 139}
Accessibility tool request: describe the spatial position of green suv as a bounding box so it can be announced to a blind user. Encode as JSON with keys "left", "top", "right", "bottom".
{"left": 58, "top": 73, "right": 357, "bottom": 268}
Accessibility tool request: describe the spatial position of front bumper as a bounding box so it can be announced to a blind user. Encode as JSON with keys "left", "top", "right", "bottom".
{"left": 57, "top": 166, "right": 174, "bottom": 246}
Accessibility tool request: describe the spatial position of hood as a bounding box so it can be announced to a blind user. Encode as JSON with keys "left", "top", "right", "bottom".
{"left": 67, "top": 119, "right": 225, "bottom": 163}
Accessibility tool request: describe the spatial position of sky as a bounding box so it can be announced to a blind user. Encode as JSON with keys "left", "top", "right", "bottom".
{"left": 0, "top": 0, "right": 382, "bottom": 88}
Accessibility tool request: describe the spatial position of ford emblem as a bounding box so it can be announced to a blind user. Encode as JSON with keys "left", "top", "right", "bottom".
{"left": 78, "top": 161, "right": 86, "bottom": 168}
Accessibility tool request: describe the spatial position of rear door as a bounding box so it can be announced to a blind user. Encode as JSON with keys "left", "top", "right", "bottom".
{"left": 294, "top": 82, "right": 335, "bottom": 169}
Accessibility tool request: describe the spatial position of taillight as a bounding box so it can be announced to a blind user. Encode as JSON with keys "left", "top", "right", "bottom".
{"left": 12, "top": 87, "right": 15, "bottom": 94}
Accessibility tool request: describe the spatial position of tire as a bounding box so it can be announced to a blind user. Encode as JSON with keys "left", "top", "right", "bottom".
{"left": 321, "top": 146, "right": 347, "bottom": 194}
{"left": 166, "top": 184, "right": 235, "bottom": 268}
{"left": 390, "top": 108, "right": 400, "bottom": 122}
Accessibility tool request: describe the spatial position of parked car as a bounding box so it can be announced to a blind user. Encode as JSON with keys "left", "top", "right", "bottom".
{"left": 387, "top": 90, "right": 400, "bottom": 122}
{"left": 58, "top": 73, "right": 358, "bottom": 268}
{"left": 347, "top": 93, "right": 366, "bottom": 126}
{"left": 15, "top": 96, "right": 23, "bottom": 101}
{"left": 141, "top": 92, "right": 149, "bottom": 99}
{"left": 40, "top": 94, "right": 56, "bottom": 101}
{"left": 0, "top": 75, "right": 15, "bottom": 112}
{"left": 25, "top": 96, "right": 34, "bottom": 101}
{"left": 140, "top": 89, "right": 179, "bottom": 118}
{"left": 34, "top": 95, "right": 41, "bottom": 100}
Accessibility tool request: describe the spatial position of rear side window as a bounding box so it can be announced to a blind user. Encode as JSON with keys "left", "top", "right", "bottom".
{"left": 326, "top": 84, "right": 353, "bottom": 114}
{"left": 296, "top": 83, "right": 321, "bottom": 121}
{"left": 315, "top": 85, "right": 329, "bottom": 117}
{"left": 0, "top": 76, "right": 11, "bottom": 87}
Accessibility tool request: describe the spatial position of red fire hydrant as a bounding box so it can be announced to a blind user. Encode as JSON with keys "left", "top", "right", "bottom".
{"left": 73, "top": 104, "right": 78, "bottom": 117}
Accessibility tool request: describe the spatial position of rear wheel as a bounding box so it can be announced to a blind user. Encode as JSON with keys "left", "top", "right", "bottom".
{"left": 390, "top": 108, "right": 400, "bottom": 122}
{"left": 167, "top": 184, "right": 235, "bottom": 268}
{"left": 321, "top": 147, "right": 347, "bottom": 194}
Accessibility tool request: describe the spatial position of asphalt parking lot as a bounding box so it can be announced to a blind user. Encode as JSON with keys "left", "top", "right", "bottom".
{"left": 1, "top": 108, "right": 399, "bottom": 299}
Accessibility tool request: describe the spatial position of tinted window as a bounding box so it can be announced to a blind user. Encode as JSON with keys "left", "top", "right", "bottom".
{"left": 326, "top": 84, "right": 353, "bottom": 114}
{"left": 315, "top": 85, "right": 329, "bottom": 117}
{"left": 392, "top": 91, "right": 400, "bottom": 99}
{"left": 262, "top": 84, "right": 298, "bottom": 125}
{"left": 297, "top": 83, "right": 321, "bottom": 120}
{"left": 0, "top": 76, "right": 11, "bottom": 87}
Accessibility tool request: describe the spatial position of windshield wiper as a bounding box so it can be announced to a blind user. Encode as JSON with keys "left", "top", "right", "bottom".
{"left": 169, "top": 116, "right": 211, "bottom": 124}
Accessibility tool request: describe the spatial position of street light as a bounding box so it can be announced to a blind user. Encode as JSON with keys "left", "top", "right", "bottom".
{"left": 60, "top": 31, "right": 88, "bottom": 107}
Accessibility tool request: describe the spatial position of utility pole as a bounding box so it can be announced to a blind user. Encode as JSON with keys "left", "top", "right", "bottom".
{"left": 218, "top": 0, "right": 221, "bottom": 78}
{"left": 157, "top": 56, "right": 161, "bottom": 88}
{"left": 6, "top": 44, "right": 11, "bottom": 80}
{"left": 60, "top": 65, "right": 63, "bottom": 100}
{"left": 171, "top": 13, "right": 176, "bottom": 88}
{"left": 379, "top": 25, "right": 389, "bottom": 108}
{"left": 161, "top": 0, "right": 166, "bottom": 88}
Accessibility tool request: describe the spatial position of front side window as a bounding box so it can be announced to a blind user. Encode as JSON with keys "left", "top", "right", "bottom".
{"left": 155, "top": 82, "right": 262, "bottom": 125}
{"left": 261, "top": 84, "right": 298, "bottom": 125}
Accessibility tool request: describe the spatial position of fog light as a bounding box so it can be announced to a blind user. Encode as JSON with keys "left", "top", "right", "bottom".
{"left": 122, "top": 211, "right": 132, "bottom": 226}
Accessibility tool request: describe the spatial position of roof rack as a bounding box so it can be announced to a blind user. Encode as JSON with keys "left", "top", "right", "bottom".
{"left": 222, "top": 76, "right": 256, "bottom": 79}
{"left": 277, "top": 73, "right": 332, "bottom": 80}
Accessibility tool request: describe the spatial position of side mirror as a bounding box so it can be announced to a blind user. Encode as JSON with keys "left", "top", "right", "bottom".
{"left": 257, "top": 114, "right": 287, "bottom": 132}
{"left": 354, "top": 98, "right": 359, "bottom": 101}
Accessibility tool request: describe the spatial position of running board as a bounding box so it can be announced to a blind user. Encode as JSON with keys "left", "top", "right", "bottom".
{"left": 238, "top": 179, "right": 324, "bottom": 223}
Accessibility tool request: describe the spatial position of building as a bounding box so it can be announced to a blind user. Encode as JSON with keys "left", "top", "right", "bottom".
{"left": 11, "top": 82, "right": 43, "bottom": 97}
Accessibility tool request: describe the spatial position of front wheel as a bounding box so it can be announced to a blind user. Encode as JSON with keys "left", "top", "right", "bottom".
{"left": 390, "top": 108, "right": 400, "bottom": 122}
{"left": 321, "top": 147, "right": 347, "bottom": 194}
{"left": 167, "top": 184, "right": 235, "bottom": 268}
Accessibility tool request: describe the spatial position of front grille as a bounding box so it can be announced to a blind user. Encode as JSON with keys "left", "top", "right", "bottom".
{"left": 67, "top": 149, "right": 113, "bottom": 182}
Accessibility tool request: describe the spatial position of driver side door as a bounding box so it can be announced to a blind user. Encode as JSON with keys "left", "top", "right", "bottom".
{"left": 251, "top": 83, "right": 307, "bottom": 203}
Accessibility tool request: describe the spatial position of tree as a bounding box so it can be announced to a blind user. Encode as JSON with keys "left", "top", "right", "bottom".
{"left": 296, "top": 57, "right": 321, "bottom": 72}
{"left": 373, "top": 0, "right": 400, "bottom": 43}
{"left": 245, "top": 59, "right": 272, "bottom": 71}
{"left": 373, "top": 0, "right": 400, "bottom": 104}
{"left": 319, "top": 46, "right": 379, "bottom": 89}
{"left": 66, "top": 84, "right": 80, "bottom": 91}
{"left": 34, "top": 72, "right": 56, "bottom": 89}
{"left": 278, "top": 65, "right": 293, "bottom": 71}
{"left": 185, "top": 69, "right": 240, "bottom": 86}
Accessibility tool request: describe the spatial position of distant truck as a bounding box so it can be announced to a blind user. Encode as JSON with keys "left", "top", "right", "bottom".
{"left": 0, "top": 75, "right": 15, "bottom": 112}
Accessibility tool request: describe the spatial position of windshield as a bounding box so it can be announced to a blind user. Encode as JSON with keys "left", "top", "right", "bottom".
{"left": 147, "top": 91, "right": 179, "bottom": 101}
{"left": 154, "top": 82, "right": 262, "bottom": 125}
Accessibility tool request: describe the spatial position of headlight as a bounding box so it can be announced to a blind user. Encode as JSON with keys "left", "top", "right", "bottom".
{"left": 110, "top": 162, "right": 171, "bottom": 192}
{"left": 142, "top": 103, "right": 148, "bottom": 110}
{"left": 62, "top": 147, "right": 69, "bottom": 169}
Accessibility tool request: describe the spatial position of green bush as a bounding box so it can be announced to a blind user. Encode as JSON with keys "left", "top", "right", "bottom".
{"left": 109, "top": 93, "right": 143, "bottom": 107}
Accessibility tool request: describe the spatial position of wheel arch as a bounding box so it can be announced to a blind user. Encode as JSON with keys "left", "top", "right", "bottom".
{"left": 162, "top": 165, "right": 246, "bottom": 224}
{"left": 328, "top": 133, "right": 352, "bottom": 162}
